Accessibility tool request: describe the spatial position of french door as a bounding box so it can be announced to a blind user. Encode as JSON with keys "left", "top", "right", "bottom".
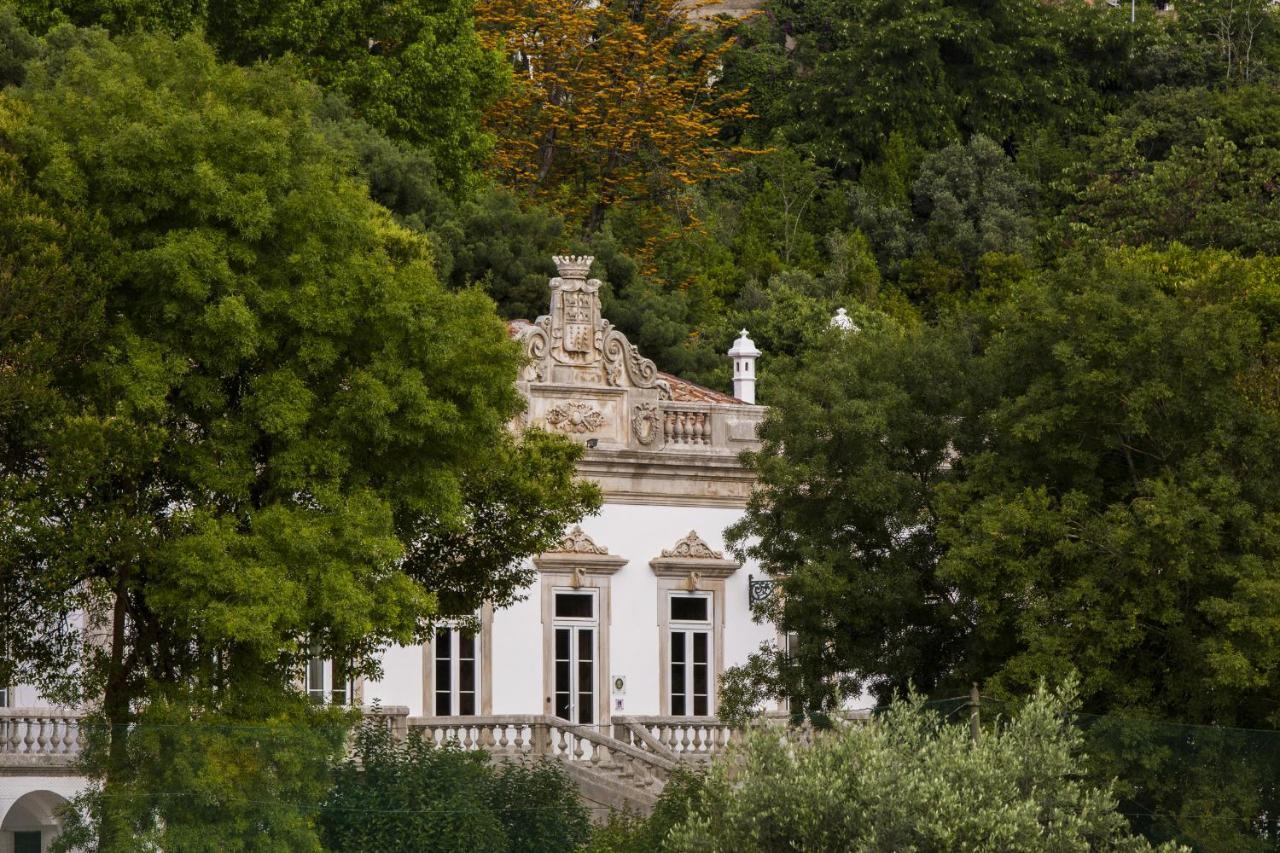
{"left": 669, "top": 592, "right": 712, "bottom": 716}
{"left": 434, "top": 627, "right": 478, "bottom": 716}
{"left": 552, "top": 590, "right": 598, "bottom": 725}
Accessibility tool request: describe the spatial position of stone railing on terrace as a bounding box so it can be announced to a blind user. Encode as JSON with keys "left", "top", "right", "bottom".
{"left": 0, "top": 709, "right": 84, "bottom": 768}
{"left": 0, "top": 706, "right": 769, "bottom": 814}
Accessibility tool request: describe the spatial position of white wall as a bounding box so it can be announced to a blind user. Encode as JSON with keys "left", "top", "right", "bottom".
{"left": 361, "top": 641, "right": 422, "bottom": 714}
{"left": 484, "top": 501, "right": 775, "bottom": 718}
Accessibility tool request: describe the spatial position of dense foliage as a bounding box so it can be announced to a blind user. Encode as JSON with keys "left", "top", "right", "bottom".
{"left": 595, "top": 685, "right": 1180, "bottom": 852}
{"left": 13, "top": 0, "right": 507, "bottom": 191}
{"left": 0, "top": 19, "right": 594, "bottom": 850}
{"left": 5, "top": 0, "right": 1280, "bottom": 847}
{"left": 321, "top": 721, "right": 589, "bottom": 853}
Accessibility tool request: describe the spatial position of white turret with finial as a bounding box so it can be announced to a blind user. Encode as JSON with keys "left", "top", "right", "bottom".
{"left": 727, "top": 329, "right": 762, "bottom": 404}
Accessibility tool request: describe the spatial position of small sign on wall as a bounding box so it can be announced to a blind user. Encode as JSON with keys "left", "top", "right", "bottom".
{"left": 613, "top": 675, "right": 626, "bottom": 711}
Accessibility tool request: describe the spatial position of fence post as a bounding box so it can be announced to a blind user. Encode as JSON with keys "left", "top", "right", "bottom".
{"left": 969, "top": 683, "right": 981, "bottom": 745}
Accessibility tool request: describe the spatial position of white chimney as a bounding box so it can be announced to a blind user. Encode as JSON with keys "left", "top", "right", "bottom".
{"left": 727, "top": 329, "right": 761, "bottom": 404}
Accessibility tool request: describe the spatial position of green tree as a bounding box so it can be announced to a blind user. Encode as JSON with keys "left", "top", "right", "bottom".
{"left": 667, "top": 684, "right": 1180, "bottom": 852}
{"left": 0, "top": 25, "right": 594, "bottom": 850}
{"left": 725, "top": 306, "right": 971, "bottom": 713}
{"left": 15, "top": 0, "right": 507, "bottom": 191}
{"left": 725, "top": 246, "right": 1280, "bottom": 847}
{"left": 320, "top": 721, "right": 589, "bottom": 853}
{"left": 724, "top": 0, "right": 1153, "bottom": 172}
{"left": 1064, "top": 84, "right": 1280, "bottom": 255}
{"left": 910, "top": 134, "right": 1038, "bottom": 270}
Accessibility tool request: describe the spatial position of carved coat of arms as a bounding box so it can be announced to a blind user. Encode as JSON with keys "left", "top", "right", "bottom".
{"left": 632, "top": 402, "right": 659, "bottom": 445}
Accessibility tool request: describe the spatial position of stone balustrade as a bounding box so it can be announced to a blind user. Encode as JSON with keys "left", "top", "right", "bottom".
{"left": 0, "top": 709, "right": 84, "bottom": 768}
{"left": 612, "top": 715, "right": 737, "bottom": 761}
{"left": 655, "top": 401, "right": 763, "bottom": 453}
{"left": 398, "top": 714, "right": 678, "bottom": 795}
{"left": 0, "top": 706, "right": 753, "bottom": 811}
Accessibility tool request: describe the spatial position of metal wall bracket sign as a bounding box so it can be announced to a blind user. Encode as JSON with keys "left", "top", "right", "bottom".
{"left": 748, "top": 574, "right": 777, "bottom": 607}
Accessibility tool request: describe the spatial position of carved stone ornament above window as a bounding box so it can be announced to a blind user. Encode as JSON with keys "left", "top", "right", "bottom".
{"left": 534, "top": 525, "right": 627, "bottom": 575}
{"left": 650, "top": 531, "right": 741, "bottom": 581}
{"left": 553, "top": 526, "right": 609, "bottom": 555}
{"left": 661, "top": 531, "right": 723, "bottom": 559}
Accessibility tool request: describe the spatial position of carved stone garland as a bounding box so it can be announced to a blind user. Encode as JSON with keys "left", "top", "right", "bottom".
{"left": 661, "top": 531, "right": 723, "bottom": 559}
{"left": 545, "top": 401, "right": 605, "bottom": 434}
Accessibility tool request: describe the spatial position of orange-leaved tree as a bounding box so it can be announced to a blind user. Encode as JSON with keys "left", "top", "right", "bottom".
{"left": 477, "top": 0, "right": 754, "bottom": 235}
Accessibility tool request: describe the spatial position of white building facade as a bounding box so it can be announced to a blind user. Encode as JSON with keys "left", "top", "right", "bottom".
{"left": 0, "top": 255, "right": 776, "bottom": 844}
{"left": 364, "top": 255, "right": 774, "bottom": 723}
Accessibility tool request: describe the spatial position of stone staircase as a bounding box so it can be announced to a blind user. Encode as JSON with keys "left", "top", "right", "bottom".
{"left": 395, "top": 714, "right": 739, "bottom": 815}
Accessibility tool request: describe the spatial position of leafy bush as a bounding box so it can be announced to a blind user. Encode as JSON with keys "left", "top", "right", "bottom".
{"left": 584, "top": 770, "right": 704, "bottom": 853}
{"left": 320, "top": 721, "right": 589, "bottom": 853}
{"left": 634, "top": 684, "right": 1182, "bottom": 852}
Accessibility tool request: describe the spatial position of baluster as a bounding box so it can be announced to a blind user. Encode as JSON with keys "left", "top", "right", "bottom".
{"left": 557, "top": 727, "right": 569, "bottom": 756}
{"left": 22, "top": 717, "right": 36, "bottom": 754}
{"left": 589, "top": 741, "right": 601, "bottom": 765}
{"left": 663, "top": 412, "right": 674, "bottom": 443}
{"left": 49, "top": 718, "right": 64, "bottom": 755}
{"left": 498, "top": 725, "right": 510, "bottom": 752}
{"left": 701, "top": 413, "right": 712, "bottom": 444}
{"left": 680, "top": 725, "right": 691, "bottom": 753}
{"left": 8, "top": 717, "right": 21, "bottom": 753}
{"left": 36, "top": 717, "right": 50, "bottom": 755}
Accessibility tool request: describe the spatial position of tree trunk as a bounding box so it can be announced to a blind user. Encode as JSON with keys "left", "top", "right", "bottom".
{"left": 99, "top": 569, "right": 132, "bottom": 851}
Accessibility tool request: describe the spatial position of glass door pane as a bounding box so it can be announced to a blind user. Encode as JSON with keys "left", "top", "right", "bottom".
{"left": 554, "top": 627, "right": 572, "bottom": 720}
{"left": 671, "top": 630, "right": 687, "bottom": 716}
{"left": 577, "top": 627, "right": 594, "bottom": 725}
{"left": 458, "top": 632, "right": 477, "bottom": 715}
{"left": 692, "top": 632, "right": 709, "bottom": 716}
{"left": 434, "top": 628, "right": 452, "bottom": 715}
{"left": 553, "top": 625, "right": 595, "bottom": 723}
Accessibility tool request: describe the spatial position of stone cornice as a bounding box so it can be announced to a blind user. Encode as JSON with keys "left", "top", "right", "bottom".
{"left": 533, "top": 552, "right": 628, "bottom": 574}
{"left": 577, "top": 448, "right": 758, "bottom": 507}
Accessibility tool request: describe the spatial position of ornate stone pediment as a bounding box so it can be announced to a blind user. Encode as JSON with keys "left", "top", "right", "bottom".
{"left": 650, "top": 530, "right": 741, "bottom": 581}
{"left": 534, "top": 525, "right": 627, "bottom": 576}
{"left": 551, "top": 526, "right": 609, "bottom": 555}
{"left": 661, "top": 531, "right": 723, "bottom": 559}
{"left": 516, "top": 256, "right": 668, "bottom": 396}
